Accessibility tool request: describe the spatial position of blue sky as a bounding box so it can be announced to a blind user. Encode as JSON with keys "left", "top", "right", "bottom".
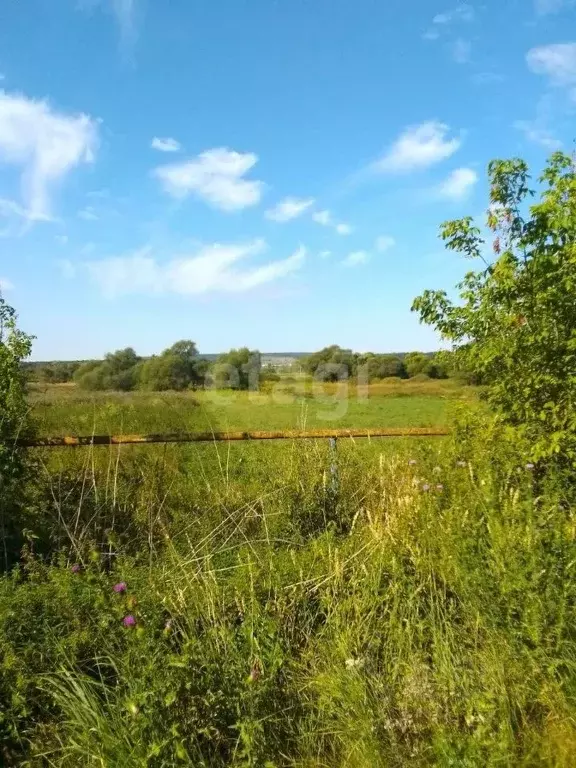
{"left": 0, "top": 0, "right": 575, "bottom": 359}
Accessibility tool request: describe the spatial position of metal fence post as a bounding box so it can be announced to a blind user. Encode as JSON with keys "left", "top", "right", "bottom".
{"left": 329, "top": 436, "right": 339, "bottom": 495}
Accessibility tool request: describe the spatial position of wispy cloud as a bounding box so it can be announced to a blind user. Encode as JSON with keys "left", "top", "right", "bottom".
{"left": 55, "top": 234, "right": 69, "bottom": 245}
{"left": 151, "top": 136, "right": 181, "bottom": 152}
{"left": 514, "top": 120, "right": 561, "bottom": 150}
{"left": 432, "top": 4, "right": 475, "bottom": 25}
{"left": 374, "top": 121, "right": 461, "bottom": 173}
{"left": 112, "top": 0, "right": 138, "bottom": 54}
{"left": 0, "top": 90, "right": 98, "bottom": 221}
{"left": 423, "top": 4, "right": 474, "bottom": 42}
{"left": 438, "top": 167, "right": 478, "bottom": 200}
{"left": 514, "top": 95, "right": 562, "bottom": 150}
{"left": 342, "top": 250, "right": 370, "bottom": 267}
{"left": 154, "top": 147, "right": 264, "bottom": 211}
{"left": 472, "top": 71, "right": 505, "bottom": 85}
{"left": 81, "top": 0, "right": 139, "bottom": 58}
{"left": 534, "top": 0, "right": 574, "bottom": 14}
{"left": 265, "top": 196, "right": 315, "bottom": 222}
{"left": 86, "top": 240, "right": 306, "bottom": 297}
{"left": 452, "top": 38, "right": 471, "bottom": 64}
{"left": 319, "top": 250, "right": 331, "bottom": 259}
{"left": 312, "top": 209, "right": 353, "bottom": 235}
{"left": 57, "top": 259, "right": 76, "bottom": 279}
{"left": 0, "top": 278, "right": 14, "bottom": 292}
{"left": 375, "top": 235, "right": 396, "bottom": 252}
{"left": 78, "top": 206, "right": 99, "bottom": 221}
{"left": 527, "top": 43, "right": 576, "bottom": 99}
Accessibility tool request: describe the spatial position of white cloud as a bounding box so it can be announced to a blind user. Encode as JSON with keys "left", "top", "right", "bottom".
{"left": 81, "top": 0, "right": 138, "bottom": 55}
{"left": 78, "top": 206, "right": 99, "bottom": 221}
{"left": 432, "top": 4, "right": 475, "bottom": 24}
{"left": 319, "top": 250, "right": 331, "bottom": 258}
{"left": 527, "top": 43, "right": 576, "bottom": 88}
{"left": 374, "top": 121, "right": 461, "bottom": 173}
{"left": 265, "top": 196, "right": 315, "bottom": 222}
{"left": 514, "top": 119, "right": 562, "bottom": 150}
{"left": 438, "top": 167, "right": 478, "bottom": 200}
{"left": 453, "top": 38, "right": 471, "bottom": 64}
{"left": 154, "top": 147, "right": 264, "bottom": 211}
{"left": 342, "top": 250, "right": 370, "bottom": 267}
{"left": 424, "top": 4, "right": 474, "bottom": 40}
{"left": 312, "top": 209, "right": 333, "bottom": 226}
{"left": 151, "top": 136, "right": 181, "bottom": 152}
{"left": 55, "top": 234, "right": 69, "bottom": 245}
{"left": 0, "top": 278, "right": 14, "bottom": 292}
{"left": 375, "top": 235, "right": 396, "bottom": 252}
{"left": 0, "top": 90, "right": 98, "bottom": 221}
{"left": 57, "top": 259, "right": 76, "bottom": 279}
{"left": 86, "top": 240, "right": 305, "bottom": 297}
{"left": 312, "top": 209, "right": 352, "bottom": 235}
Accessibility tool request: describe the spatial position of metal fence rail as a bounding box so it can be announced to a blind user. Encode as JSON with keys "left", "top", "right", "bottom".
{"left": 17, "top": 426, "right": 450, "bottom": 448}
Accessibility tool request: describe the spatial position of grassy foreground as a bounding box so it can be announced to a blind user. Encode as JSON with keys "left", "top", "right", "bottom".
{"left": 2, "top": 409, "right": 576, "bottom": 766}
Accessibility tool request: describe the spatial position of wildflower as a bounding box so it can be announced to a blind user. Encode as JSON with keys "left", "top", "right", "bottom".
{"left": 123, "top": 615, "right": 136, "bottom": 627}
{"left": 525, "top": 463, "right": 535, "bottom": 471}
{"left": 436, "top": 484, "right": 444, "bottom": 491}
{"left": 422, "top": 483, "right": 431, "bottom": 492}
{"left": 164, "top": 619, "right": 173, "bottom": 632}
{"left": 345, "top": 657, "right": 365, "bottom": 669}
{"left": 113, "top": 582, "right": 127, "bottom": 593}
{"left": 433, "top": 466, "right": 441, "bottom": 474}
{"left": 71, "top": 564, "right": 81, "bottom": 574}
{"left": 456, "top": 460, "right": 466, "bottom": 468}
{"left": 408, "top": 459, "right": 417, "bottom": 466}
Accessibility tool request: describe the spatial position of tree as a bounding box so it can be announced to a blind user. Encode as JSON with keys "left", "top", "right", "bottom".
{"left": 357, "top": 353, "right": 406, "bottom": 380}
{"left": 303, "top": 346, "right": 357, "bottom": 381}
{"left": 139, "top": 354, "right": 198, "bottom": 391}
{"left": 0, "top": 295, "right": 34, "bottom": 569}
{"left": 75, "top": 348, "right": 141, "bottom": 391}
{"left": 404, "top": 352, "right": 430, "bottom": 378}
{"left": 412, "top": 151, "right": 576, "bottom": 462}
{"left": 162, "top": 340, "right": 198, "bottom": 362}
{"left": 211, "top": 348, "right": 261, "bottom": 390}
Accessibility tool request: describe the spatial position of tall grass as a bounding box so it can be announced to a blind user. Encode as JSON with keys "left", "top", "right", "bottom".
{"left": 2, "top": 412, "right": 576, "bottom": 766}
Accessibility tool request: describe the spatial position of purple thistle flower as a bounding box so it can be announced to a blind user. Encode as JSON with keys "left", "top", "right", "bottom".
{"left": 436, "top": 484, "right": 444, "bottom": 491}
{"left": 71, "top": 564, "right": 81, "bottom": 574}
{"left": 123, "top": 615, "right": 136, "bottom": 627}
{"left": 113, "top": 582, "right": 127, "bottom": 593}
{"left": 525, "top": 463, "right": 535, "bottom": 471}
{"left": 422, "top": 483, "right": 431, "bottom": 492}
{"left": 408, "top": 459, "right": 417, "bottom": 466}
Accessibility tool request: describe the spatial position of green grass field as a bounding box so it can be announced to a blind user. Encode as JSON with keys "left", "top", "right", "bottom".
{"left": 28, "top": 378, "right": 476, "bottom": 435}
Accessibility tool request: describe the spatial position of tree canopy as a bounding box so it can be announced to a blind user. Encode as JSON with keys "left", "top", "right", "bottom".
{"left": 412, "top": 151, "right": 576, "bottom": 462}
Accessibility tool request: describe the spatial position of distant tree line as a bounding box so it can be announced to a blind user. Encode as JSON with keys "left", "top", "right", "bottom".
{"left": 301, "top": 345, "right": 464, "bottom": 382}
{"left": 24, "top": 343, "right": 475, "bottom": 392}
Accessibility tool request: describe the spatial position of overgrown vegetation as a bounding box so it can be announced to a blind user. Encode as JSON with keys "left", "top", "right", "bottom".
{"left": 2, "top": 152, "right": 576, "bottom": 765}
{"left": 413, "top": 151, "right": 576, "bottom": 462}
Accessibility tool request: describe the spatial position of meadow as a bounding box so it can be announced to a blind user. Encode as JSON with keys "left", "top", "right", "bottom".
{"left": 2, "top": 375, "right": 576, "bottom": 766}
{"left": 28, "top": 377, "right": 475, "bottom": 435}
